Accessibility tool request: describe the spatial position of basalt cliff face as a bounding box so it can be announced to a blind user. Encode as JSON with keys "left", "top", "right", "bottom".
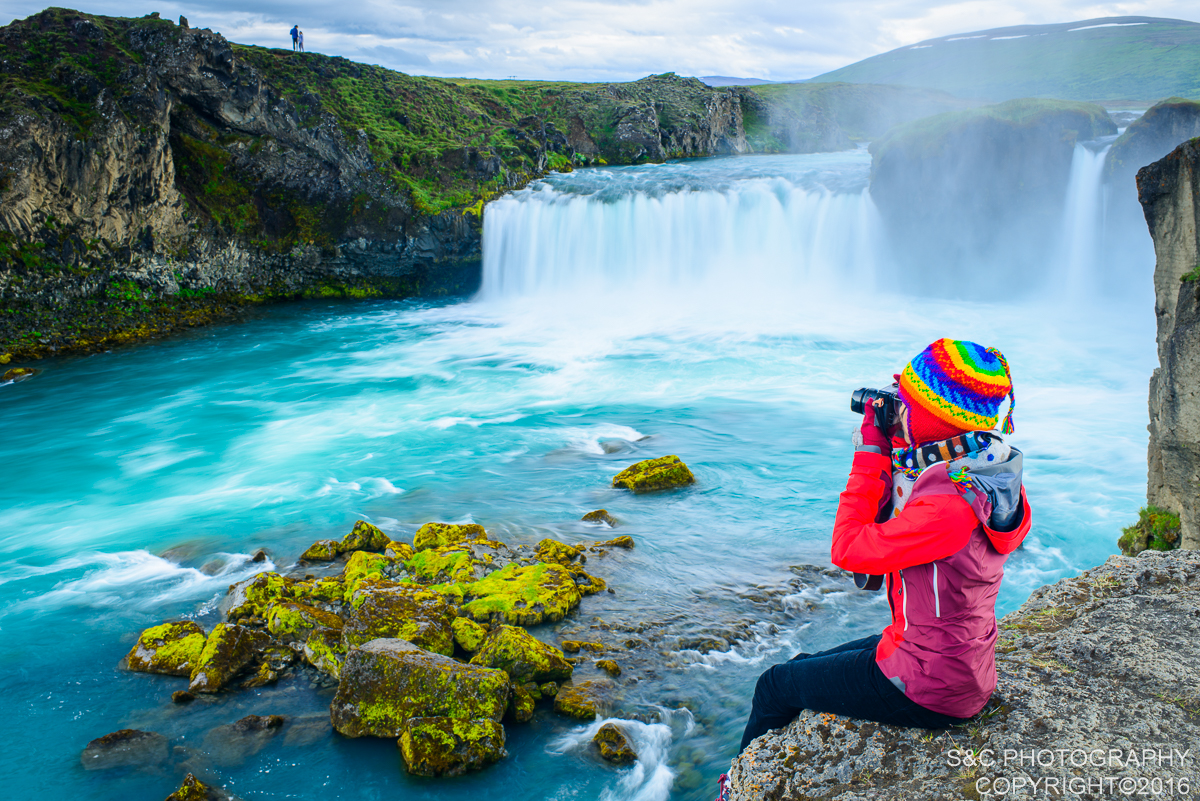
{"left": 0, "top": 9, "right": 759, "bottom": 360}
{"left": 1137, "top": 138, "right": 1200, "bottom": 550}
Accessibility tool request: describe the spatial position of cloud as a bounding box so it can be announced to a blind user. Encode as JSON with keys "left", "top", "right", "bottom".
{"left": 3, "top": 0, "right": 1197, "bottom": 81}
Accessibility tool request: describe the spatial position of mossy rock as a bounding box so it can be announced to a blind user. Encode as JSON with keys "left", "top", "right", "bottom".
{"left": 535, "top": 538, "right": 583, "bottom": 565}
{"left": 561, "top": 640, "right": 605, "bottom": 654}
{"left": 241, "top": 660, "right": 279, "bottom": 689}
{"left": 594, "top": 535, "right": 635, "bottom": 549}
{"left": 2, "top": 367, "right": 36, "bottom": 382}
{"left": 553, "top": 679, "right": 613, "bottom": 720}
{"left": 506, "top": 682, "right": 535, "bottom": 723}
{"left": 188, "top": 623, "right": 270, "bottom": 694}
{"left": 385, "top": 541, "right": 415, "bottom": 561}
{"left": 165, "top": 773, "right": 233, "bottom": 801}
{"left": 342, "top": 584, "right": 456, "bottom": 655}
{"left": 266, "top": 602, "right": 343, "bottom": 644}
{"left": 342, "top": 551, "right": 399, "bottom": 597}
{"left": 611, "top": 455, "right": 696, "bottom": 492}
{"left": 291, "top": 576, "right": 345, "bottom": 606}
{"left": 461, "top": 562, "right": 582, "bottom": 625}
{"left": 452, "top": 617, "right": 488, "bottom": 652}
{"left": 221, "top": 572, "right": 294, "bottom": 621}
{"left": 566, "top": 564, "right": 607, "bottom": 595}
{"left": 1119, "top": 506, "right": 1181, "bottom": 555}
{"left": 300, "top": 539, "right": 341, "bottom": 561}
{"left": 596, "top": 659, "right": 622, "bottom": 677}
{"left": 330, "top": 639, "right": 510, "bottom": 738}
{"left": 125, "top": 621, "right": 206, "bottom": 677}
{"left": 470, "top": 625, "right": 574, "bottom": 684}
{"left": 81, "top": 728, "right": 169, "bottom": 771}
{"left": 342, "top": 519, "right": 391, "bottom": 553}
{"left": 581, "top": 509, "right": 618, "bottom": 526}
{"left": 398, "top": 716, "right": 507, "bottom": 777}
{"left": 414, "top": 522, "right": 488, "bottom": 552}
{"left": 539, "top": 681, "right": 559, "bottom": 697}
{"left": 405, "top": 546, "right": 488, "bottom": 584}
{"left": 593, "top": 722, "right": 637, "bottom": 764}
{"left": 304, "top": 626, "right": 345, "bottom": 679}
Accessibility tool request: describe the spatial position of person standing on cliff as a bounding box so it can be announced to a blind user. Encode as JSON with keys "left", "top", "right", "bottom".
{"left": 717, "top": 339, "right": 1030, "bottom": 800}
{"left": 298, "top": 30, "right": 305, "bottom": 52}
{"left": 290, "top": 24, "right": 299, "bottom": 51}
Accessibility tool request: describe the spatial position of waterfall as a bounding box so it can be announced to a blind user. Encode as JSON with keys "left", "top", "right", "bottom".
{"left": 479, "top": 159, "right": 886, "bottom": 302}
{"left": 1056, "top": 141, "right": 1114, "bottom": 300}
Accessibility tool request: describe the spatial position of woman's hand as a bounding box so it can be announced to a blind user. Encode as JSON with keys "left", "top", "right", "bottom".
{"left": 858, "top": 400, "right": 892, "bottom": 455}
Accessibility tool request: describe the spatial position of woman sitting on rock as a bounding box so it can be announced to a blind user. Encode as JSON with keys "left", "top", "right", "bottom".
{"left": 719, "top": 338, "right": 1031, "bottom": 798}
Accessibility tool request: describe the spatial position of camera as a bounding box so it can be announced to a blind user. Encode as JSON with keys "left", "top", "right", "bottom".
{"left": 850, "top": 386, "right": 900, "bottom": 433}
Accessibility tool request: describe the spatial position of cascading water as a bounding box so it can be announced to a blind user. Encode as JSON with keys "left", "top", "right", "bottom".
{"left": 1056, "top": 140, "right": 1117, "bottom": 300}
{"left": 0, "top": 148, "right": 1158, "bottom": 801}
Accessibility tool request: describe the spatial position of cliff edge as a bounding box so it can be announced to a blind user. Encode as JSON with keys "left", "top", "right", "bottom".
{"left": 728, "top": 549, "right": 1200, "bottom": 800}
{"left": 1137, "top": 138, "right": 1200, "bottom": 549}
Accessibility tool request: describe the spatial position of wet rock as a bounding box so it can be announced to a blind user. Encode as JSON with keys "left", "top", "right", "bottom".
{"left": 165, "top": 772, "right": 241, "bottom": 800}
{"left": 385, "top": 540, "right": 415, "bottom": 561}
{"left": 594, "top": 535, "right": 634, "bottom": 549}
{"left": 330, "top": 639, "right": 510, "bottom": 738}
{"left": 2, "top": 367, "right": 36, "bottom": 382}
{"left": 553, "top": 679, "right": 613, "bottom": 720}
{"left": 250, "top": 549, "right": 268, "bottom": 563}
{"left": 188, "top": 623, "right": 270, "bottom": 693}
{"left": 282, "top": 715, "right": 330, "bottom": 747}
{"left": 596, "top": 659, "right": 622, "bottom": 677}
{"left": 506, "top": 682, "right": 535, "bottom": 723}
{"left": 470, "top": 625, "right": 574, "bottom": 684}
{"left": 341, "top": 552, "right": 400, "bottom": 594}
{"left": 342, "top": 583, "right": 456, "bottom": 655}
{"left": 125, "top": 621, "right": 206, "bottom": 677}
{"left": 172, "top": 690, "right": 195, "bottom": 704}
{"left": 413, "top": 521, "right": 488, "bottom": 552}
{"left": 201, "top": 715, "right": 285, "bottom": 767}
{"left": 593, "top": 722, "right": 637, "bottom": 764}
{"left": 240, "top": 661, "right": 278, "bottom": 689}
{"left": 397, "top": 716, "right": 507, "bottom": 776}
{"left": 303, "top": 626, "right": 345, "bottom": 679}
{"left": 405, "top": 545, "right": 488, "bottom": 584}
{"left": 299, "top": 539, "right": 340, "bottom": 562}
{"left": 290, "top": 576, "right": 344, "bottom": 607}
{"left": 220, "top": 572, "right": 294, "bottom": 621}
{"left": 581, "top": 509, "right": 618, "bottom": 526}
{"left": 535, "top": 538, "right": 583, "bottom": 565}
{"left": 566, "top": 564, "right": 607, "bottom": 595}
{"left": 461, "top": 562, "right": 582, "bottom": 625}
{"left": 265, "top": 601, "right": 343, "bottom": 644}
{"left": 539, "top": 681, "right": 559, "bottom": 697}
{"left": 81, "top": 728, "right": 169, "bottom": 771}
{"left": 611, "top": 455, "right": 696, "bottom": 492}
{"left": 451, "top": 617, "right": 488, "bottom": 652}
{"left": 341, "top": 519, "right": 390, "bottom": 553}
{"left": 561, "top": 640, "right": 605, "bottom": 654}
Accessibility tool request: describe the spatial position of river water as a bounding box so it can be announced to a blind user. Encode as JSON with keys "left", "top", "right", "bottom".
{"left": 0, "top": 149, "right": 1156, "bottom": 800}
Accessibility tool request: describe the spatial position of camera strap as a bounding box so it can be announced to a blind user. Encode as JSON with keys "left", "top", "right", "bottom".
{"left": 892, "top": 430, "right": 999, "bottom": 480}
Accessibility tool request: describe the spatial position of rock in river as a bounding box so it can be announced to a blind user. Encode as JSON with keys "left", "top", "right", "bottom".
{"left": 341, "top": 519, "right": 391, "bottom": 553}
{"left": 611, "top": 455, "right": 696, "bottom": 492}
{"left": 125, "top": 621, "right": 206, "bottom": 676}
{"left": 330, "top": 639, "right": 510, "bottom": 738}
{"left": 80, "top": 728, "right": 169, "bottom": 771}
{"left": 593, "top": 722, "right": 637, "bottom": 764}
{"left": 553, "top": 679, "right": 614, "bottom": 720}
{"left": 413, "top": 521, "right": 488, "bottom": 552}
{"left": 265, "top": 602, "right": 343, "bottom": 644}
{"left": 188, "top": 623, "right": 270, "bottom": 694}
{"left": 165, "top": 773, "right": 241, "bottom": 801}
{"left": 460, "top": 562, "right": 582, "bottom": 625}
{"left": 469, "top": 625, "right": 574, "bottom": 684}
{"left": 342, "top": 583, "right": 456, "bottom": 654}
{"left": 398, "top": 716, "right": 507, "bottom": 777}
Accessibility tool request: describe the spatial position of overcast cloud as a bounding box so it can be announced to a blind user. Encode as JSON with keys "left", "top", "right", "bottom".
{"left": 5, "top": 0, "right": 1197, "bottom": 82}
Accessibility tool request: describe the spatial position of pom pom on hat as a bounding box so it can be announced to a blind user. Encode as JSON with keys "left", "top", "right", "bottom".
{"left": 897, "top": 338, "right": 1015, "bottom": 446}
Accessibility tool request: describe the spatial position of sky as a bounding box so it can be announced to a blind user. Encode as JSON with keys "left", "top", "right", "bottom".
{"left": 4, "top": 0, "right": 1198, "bottom": 82}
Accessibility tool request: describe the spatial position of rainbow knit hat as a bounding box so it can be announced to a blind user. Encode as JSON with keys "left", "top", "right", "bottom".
{"left": 897, "top": 338, "right": 1015, "bottom": 446}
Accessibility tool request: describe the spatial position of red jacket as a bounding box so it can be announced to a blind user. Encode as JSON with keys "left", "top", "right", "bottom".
{"left": 831, "top": 448, "right": 1031, "bottom": 717}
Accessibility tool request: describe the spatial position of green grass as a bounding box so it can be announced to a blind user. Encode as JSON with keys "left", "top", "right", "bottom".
{"left": 808, "top": 18, "right": 1200, "bottom": 104}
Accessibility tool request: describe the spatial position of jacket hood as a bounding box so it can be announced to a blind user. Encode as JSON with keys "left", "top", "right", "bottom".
{"left": 957, "top": 446, "right": 1029, "bottom": 553}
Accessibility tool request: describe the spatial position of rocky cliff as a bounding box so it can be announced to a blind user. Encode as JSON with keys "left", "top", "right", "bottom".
{"left": 0, "top": 9, "right": 760, "bottom": 361}
{"left": 728, "top": 549, "right": 1200, "bottom": 799}
{"left": 1137, "top": 138, "right": 1200, "bottom": 550}
{"left": 868, "top": 99, "right": 1116, "bottom": 297}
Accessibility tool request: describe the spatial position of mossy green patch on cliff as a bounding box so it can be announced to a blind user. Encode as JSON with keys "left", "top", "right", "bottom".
{"left": 1118, "top": 506, "right": 1182, "bottom": 554}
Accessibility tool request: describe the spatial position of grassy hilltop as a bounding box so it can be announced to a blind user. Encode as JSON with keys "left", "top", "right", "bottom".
{"left": 809, "top": 16, "right": 1200, "bottom": 105}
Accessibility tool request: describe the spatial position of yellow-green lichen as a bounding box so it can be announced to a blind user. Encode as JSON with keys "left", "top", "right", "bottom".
{"left": 386, "top": 540, "right": 415, "bottom": 561}
{"left": 300, "top": 539, "right": 341, "bottom": 561}
{"left": 405, "top": 547, "right": 479, "bottom": 584}
{"left": 452, "top": 617, "right": 488, "bottom": 652}
{"left": 342, "top": 551, "right": 396, "bottom": 598}
{"left": 266, "top": 601, "right": 343, "bottom": 642}
{"left": 470, "top": 625, "right": 573, "bottom": 684}
{"left": 398, "top": 716, "right": 507, "bottom": 777}
{"left": 413, "top": 522, "right": 488, "bottom": 552}
{"left": 304, "top": 626, "right": 345, "bottom": 679}
{"left": 535, "top": 538, "right": 583, "bottom": 565}
{"left": 125, "top": 621, "right": 206, "bottom": 676}
{"left": 461, "top": 562, "right": 582, "bottom": 625}
{"left": 611, "top": 455, "right": 696, "bottom": 492}
{"left": 342, "top": 519, "right": 391, "bottom": 552}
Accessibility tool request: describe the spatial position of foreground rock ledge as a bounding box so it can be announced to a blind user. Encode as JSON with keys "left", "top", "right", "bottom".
{"left": 728, "top": 550, "right": 1200, "bottom": 800}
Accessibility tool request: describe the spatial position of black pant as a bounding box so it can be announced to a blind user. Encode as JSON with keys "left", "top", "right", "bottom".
{"left": 739, "top": 634, "right": 969, "bottom": 752}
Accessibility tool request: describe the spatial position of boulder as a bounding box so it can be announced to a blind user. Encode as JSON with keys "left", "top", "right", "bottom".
{"left": 330, "top": 639, "right": 510, "bottom": 738}
{"left": 565, "top": 564, "right": 607, "bottom": 595}
{"left": 581, "top": 509, "right": 618, "bottom": 526}
{"left": 125, "top": 621, "right": 206, "bottom": 676}
{"left": 188, "top": 624, "right": 270, "bottom": 693}
{"left": 561, "top": 640, "right": 605, "bottom": 653}
{"left": 413, "top": 522, "right": 488, "bottom": 552}
{"left": 342, "top": 583, "right": 455, "bottom": 655}
{"left": 397, "top": 716, "right": 507, "bottom": 777}
{"left": 593, "top": 722, "right": 637, "bottom": 764}
{"left": 596, "top": 659, "right": 621, "bottom": 677}
{"left": 165, "top": 773, "right": 241, "bottom": 801}
{"left": 593, "top": 535, "right": 634, "bottom": 549}
{"left": 220, "top": 572, "right": 294, "bottom": 621}
{"left": 201, "top": 715, "right": 285, "bottom": 767}
{"left": 451, "top": 617, "right": 488, "bottom": 652}
{"left": 461, "top": 563, "right": 582, "bottom": 625}
{"left": 612, "top": 455, "right": 696, "bottom": 492}
{"left": 80, "top": 728, "right": 169, "bottom": 771}
{"left": 506, "top": 682, "right": 535, "bottom": 723}
{"left": 290, "top": 576, "right": 345, "bottom": 607}
{"left": 266, "top": 602, "right": 343, "bottom": 644}
{"left": 303, "top": 626, "right": 345, "bottom": 679}
{"left": 341, "top": 519, "right": 391, "bottom": 552}
{"left": 385, "top": 540, "right": 415, "bottom": 561}
{"left": 405, "top": 545, "right": 488, "bottom": 584}
{"left": 299, "top": 539, "right": 340, "bottom": 561}
{"left": 553, "top": 679, "right": 613, "bottom": 720}
{"left": 535, "top": 538, "right": 583, "bottom": 565}
{"left": 469, "top": 625, "right": 573, "bottom": 684}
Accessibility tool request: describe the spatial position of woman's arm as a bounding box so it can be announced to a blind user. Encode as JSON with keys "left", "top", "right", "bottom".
{"left": 830, "top": 450, "right": 979, "bottom": 575}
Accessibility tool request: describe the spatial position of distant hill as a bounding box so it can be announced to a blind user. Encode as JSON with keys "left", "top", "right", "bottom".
{"left": 699, "top": 76, "right": 777, "bottom": 86}
{"left": 806, "top": 16, "right": 1200, "bottom": 104}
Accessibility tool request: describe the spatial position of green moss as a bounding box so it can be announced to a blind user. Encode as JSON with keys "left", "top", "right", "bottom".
{"left": 1119, "top": 506, "right": 1182, "bottom": 554}
{"left": 596, "top": 659, "right": 621, "bottom": 677}
{"left": 405, "top": 547, "right": 480, "bottom": 584}
{"left": 291, "top": 576, "right": 345, "bottom": 605}
{"left": 166, "top": 774, "right": 217, "bottom": 801}
{"left": 300, "top": 539, "right": 341, "bottom": 561}
{"left": 303, "top": 626, "right": 345, "bottom": 679}
{"left": 398, "top": 716, "right": 507, "bottom": 776}
{"left": 612, "top": 455, "right": 696, "bottom": 492}
{"left": 125, "top": 621, "right": 206, "bottom": 676}
{"left": 266, "top": 601, "right": 343, "bottom": 642}
{"left": 342, "top": 519, "right": 391, "bottom": 552}
{"left": 452, "top": 617, "right": 488, "bottom": 652}
{"left": 507, "top": 682, "right": 535, "bottom": 723}
{"left": 461, "top": 562, "right": 582, "bottom": 625}
{"left": 342, "top": 551, "right": 395, "bottom": 598}
{"left": 552, "top": 679, "right": 611, "bottom": 720}
{"left": 189, "top": 623, "right": 269, "bottom": 693}
{"left": 470, "top": 625, "right": 573, "bottom": 684}
{"left": 225, "top": 571, "right": 294, "bottom": 620}
{"left": 534, "top": 538, "right": 582, "bottom": 565}
{"left": 413, "top": 522, "right": 488, "bottom": 552}
{"left": 385, "top": 540, "right": 415, "bottom": 561}
{"left": 1180, "top": 263, "right": 1200, "bottom": 283}
{"left": 342, "top": 584, "right": 456, "bottom": 654}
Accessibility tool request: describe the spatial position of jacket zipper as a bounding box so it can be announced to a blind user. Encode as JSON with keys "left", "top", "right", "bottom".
{"left": 899, "top": 568, "right": 909, "bottom": 631}
{"left": 932, "top": 563, "right": 941, "bottom": 618}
